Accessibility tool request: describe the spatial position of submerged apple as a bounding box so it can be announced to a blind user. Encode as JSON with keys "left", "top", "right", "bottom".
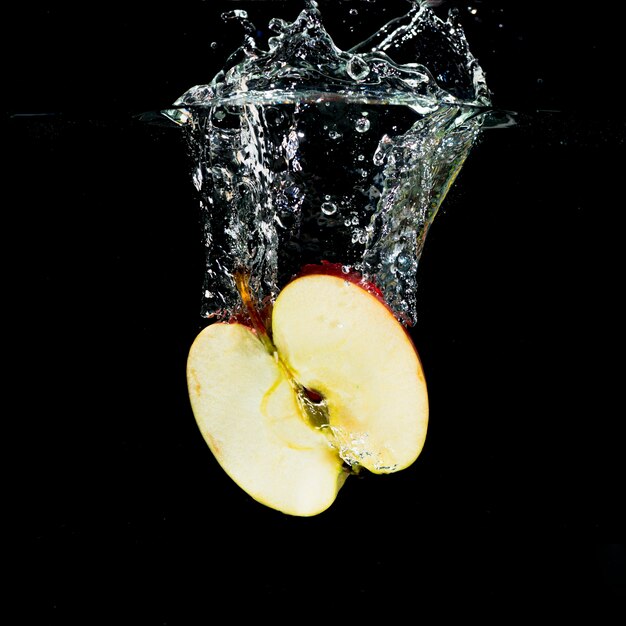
{"left": 187, "top": 263, "right": 429, "bottom": 516}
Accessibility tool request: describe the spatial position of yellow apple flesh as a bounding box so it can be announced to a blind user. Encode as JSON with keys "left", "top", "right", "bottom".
{"left": 187, "top": 272, "right": 429, "bottom": 516}
{"left": 187, "top": 321, "right": 347, "bottom": 517}
{"left": 273, "top": 273, "right": 428, "bottom": 473}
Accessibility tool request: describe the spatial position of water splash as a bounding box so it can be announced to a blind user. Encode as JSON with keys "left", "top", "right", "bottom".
{"left": 164, "top": 0, "right": 491, "bottom": 324}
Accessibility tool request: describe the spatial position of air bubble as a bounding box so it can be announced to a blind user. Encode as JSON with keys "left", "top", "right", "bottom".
{"left": 396, "top": 253, "right": 411, "bottom": 271}
{"left": 265, "top": 107, "right": 287, "bottom": 127}
{"left": 352, "top": 228, "right": 367, "bottom": 243}
{"left": 346, "top": 55, "right": 370, "bottom": 81}
{"left": 321, "top": 202, "right": 337, "bottom": 216}
{"left": 355, "top": 117, "right": 370, "bottom": 133}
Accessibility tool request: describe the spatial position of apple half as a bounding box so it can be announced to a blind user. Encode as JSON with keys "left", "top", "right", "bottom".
{"left": 187, "top": 264, "right": 429, "bottom": 516}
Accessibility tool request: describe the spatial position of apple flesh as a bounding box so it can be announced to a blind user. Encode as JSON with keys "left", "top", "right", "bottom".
{"left": 187, "top": 265, "right": 429, "bottom": 516}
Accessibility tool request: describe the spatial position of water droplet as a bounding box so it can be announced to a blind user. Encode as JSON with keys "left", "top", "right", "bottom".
{"left": 357, "top": 154, "right": 365, "bottom": 161}
{"left": 286, "top": 185, "right": 301, "bottom": 201}
{"left": 328, "top": 130, "right": 342, "bottom": 140}
{"left": 269, "top": 17, "right": 288, "bottom": 33}
{"left": 346, "top": 55, "right": 370, "bottom": 81}
{"left": 341, "top": 265, "right": 351, "bottom": 274}
{"left": 192, "top": 165, "right": 203, "bottom": 191}
{"left": 285, "top": 130, "right": 299, "bottom": 160}
{"left": 396, "top": 253, "right": 412, "bottom": 272}
{"left": 210, "top": 41, "right": 218, "bottom": 49}
{"left": 321, "top": 201, "right": 337, "bottom": 216}
{"left": 372, "top": 136, "right": 393, "bottom": 166}
{"left": 355, "top": 117, "right": 370, "bottom": 133}
{"left": 349, "top": 8, "right": 358, "bottom": 16}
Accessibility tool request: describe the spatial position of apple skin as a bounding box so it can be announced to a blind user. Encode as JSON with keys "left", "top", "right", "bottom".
{"left": 187, "top": 264, "right": 429, "bottom": 516}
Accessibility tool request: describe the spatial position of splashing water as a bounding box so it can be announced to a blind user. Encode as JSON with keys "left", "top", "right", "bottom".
{"left": 163, "top": 0, "right": 491, "bottom": 325}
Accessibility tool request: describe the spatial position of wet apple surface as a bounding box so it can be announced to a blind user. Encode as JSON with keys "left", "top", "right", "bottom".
{"left": 187, "top": 266, "right": 428, "bottom": 516}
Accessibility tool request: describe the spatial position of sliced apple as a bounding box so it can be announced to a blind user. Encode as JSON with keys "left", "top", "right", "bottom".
{"left": 187, "top": 265, "right": 429, "bottom": 516}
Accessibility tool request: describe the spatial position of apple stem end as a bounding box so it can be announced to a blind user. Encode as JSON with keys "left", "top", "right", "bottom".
{"left": 234, "top": 268, "right": 275, "bottom": 354}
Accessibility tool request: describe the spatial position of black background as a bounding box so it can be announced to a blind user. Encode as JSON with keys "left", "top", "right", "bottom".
{"left": 7, "top": 1, "right": 624, "bottom": 622}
